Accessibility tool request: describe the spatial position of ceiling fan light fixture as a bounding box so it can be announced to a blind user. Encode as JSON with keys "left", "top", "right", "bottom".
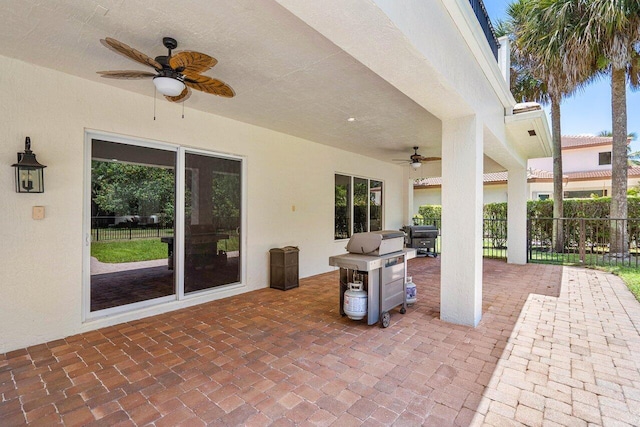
{"left": 410, "top": 161, "right": 422, "bottom": 170}
{"left": 153, "top": 76, "right": 185, "bottom": 96}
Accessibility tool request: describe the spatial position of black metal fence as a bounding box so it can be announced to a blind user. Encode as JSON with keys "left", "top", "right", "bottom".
{"left": 411, "top": 217, "right": 507, "bottom": 259}
{"left": 413, "top": 216, "right": 640, "bottom": 267}
{"left": 91, "top": 216, "right": 174, "bottom": 242}
{"left": 528, "top": 218, "right": 640, "bottom": 267}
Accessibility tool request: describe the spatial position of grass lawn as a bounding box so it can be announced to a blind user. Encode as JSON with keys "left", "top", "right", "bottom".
{"left": 92, "top": 235, "right": 240, "bottom": 263}
{"left": 92, "top": 239, "right": 168, "bottom": 263}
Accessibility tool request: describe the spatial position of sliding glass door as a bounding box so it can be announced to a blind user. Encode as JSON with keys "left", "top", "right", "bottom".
{"left": 85, "top": 133, "right": 243, "bottom": 318}
{"left": 89, "top": 140, "right": 176, "bottom": 312}
{"left": 184, "top": 152, "right": 242, "bottom": 293}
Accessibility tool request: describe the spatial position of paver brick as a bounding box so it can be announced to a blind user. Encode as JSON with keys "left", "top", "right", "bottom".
{"left": 2, "top": 260, "right": 640, "bottom": 426}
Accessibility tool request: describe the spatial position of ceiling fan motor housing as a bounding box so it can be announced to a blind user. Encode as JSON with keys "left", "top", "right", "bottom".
{"left": 162, "top": 37, "right": 178, "bottom": 50}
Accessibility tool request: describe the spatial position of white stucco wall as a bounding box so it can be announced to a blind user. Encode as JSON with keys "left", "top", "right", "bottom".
{"left": 414, "top": 188, "right": 442, "bottom": 209}
{"left": 483, "top": 185, "right": 508, "bottom": 204}
{"left": 527, "top": 156, "right": 552, "bottom": 172}
{"left": 529, "top": 145, "right": 613, "bottom": 174}
{"left": 413, "top": 184, "right": 509, "bottom": 215}
{"left": 0, "top": 55, "right": 407, "bottom": 353}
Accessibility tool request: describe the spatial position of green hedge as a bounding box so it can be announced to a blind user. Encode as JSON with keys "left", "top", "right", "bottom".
{"left": 419, "top": 197, "right": 640, "bottom": 252}
{"left": 419, "top": 197, "right": 640, "bottom": 220}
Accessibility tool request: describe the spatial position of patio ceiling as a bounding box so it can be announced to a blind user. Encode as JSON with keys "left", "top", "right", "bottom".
{"left": 0, "top": 0, "right": 445, "bottom": 163}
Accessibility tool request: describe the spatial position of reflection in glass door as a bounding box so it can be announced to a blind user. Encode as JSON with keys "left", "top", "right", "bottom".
{"left": 370, "top": 180, "right": 383, "bottom": 231}
{"left": 90, "top": 140, "right": 176, "bottom": 312}
{"left": 184, "top": 152, "right": 241, "bottom": 293}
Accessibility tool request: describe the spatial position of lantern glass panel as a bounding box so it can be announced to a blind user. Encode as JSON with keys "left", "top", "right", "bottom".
{"left": 15, "top": 166, "right": 44, "bottom": 193}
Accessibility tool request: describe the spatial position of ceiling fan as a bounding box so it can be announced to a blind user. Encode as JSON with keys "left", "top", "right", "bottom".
{"left": 97, "top": 37, "right": 234, "bottom": 102}
{"left": 394, "top": 146, "right": 441, "bottom": 170}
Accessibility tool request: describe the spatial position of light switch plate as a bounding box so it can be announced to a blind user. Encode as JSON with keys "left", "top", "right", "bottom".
{"left": 32, "top": 206, "right": 45, "bottom": 220}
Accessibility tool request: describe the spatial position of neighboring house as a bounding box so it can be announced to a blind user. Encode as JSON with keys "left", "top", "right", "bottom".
{"left": 0, "top": 0, "right": 551, "bottom": 353}
{"left": 414, "top": 135, "right": 640, "bottom": 209}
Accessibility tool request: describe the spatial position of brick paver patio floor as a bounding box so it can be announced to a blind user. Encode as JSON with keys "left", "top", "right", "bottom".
{"left": 1, "top": 257, "right": 639, "bottom": 426}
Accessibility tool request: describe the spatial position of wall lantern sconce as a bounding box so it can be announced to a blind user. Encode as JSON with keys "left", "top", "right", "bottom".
{"left": 12, "top": 137, "right": 46, "bottom": 193}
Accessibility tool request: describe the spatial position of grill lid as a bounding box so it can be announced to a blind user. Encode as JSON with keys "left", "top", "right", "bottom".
{"left": 375, "top": 230, "right": 405, "bottom": 240}
{"left": 345, "top": 230, "right": 405, "bottom": 255}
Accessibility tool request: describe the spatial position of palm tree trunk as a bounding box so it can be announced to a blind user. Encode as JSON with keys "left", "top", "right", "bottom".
{"left": 610, "top": 67, "right": 628, "bottom": 256}
{"left": 550, "top": 95, "right": 564, "bottom": 253}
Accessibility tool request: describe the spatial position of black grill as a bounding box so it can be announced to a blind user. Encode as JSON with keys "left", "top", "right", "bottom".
{"left": 401, "top": 225, "right": 438, "bottom": 257}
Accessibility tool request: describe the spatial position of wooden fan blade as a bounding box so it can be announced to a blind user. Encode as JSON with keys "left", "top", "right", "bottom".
{"left": 165, "top": 87, "right": 192, "bottom": 103}
{"left": 97, "top": 70, "right": 156, "bottom": 79}
{"left": 170, "top": 51, "right": 218, "bottom": 74}
{"left": 101, "top": 37, "right": 162, "bottom": 70}
{"left": 184, "top": 74, "right": 235, "bottom": 98}
{"left": 418, "top": 156, "right": 441, "bottom": 162}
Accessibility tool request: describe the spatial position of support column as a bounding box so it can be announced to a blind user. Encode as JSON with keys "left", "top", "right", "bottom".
{"left": 406, "top": 172, "right": 414, "bottom": 226}
{"left": 507, "top": 167, "right": 528, "bottom": 264}
{"left": 498, "top": 36, "right": 511, "bottom": 88}
{"left": 441, "top": 115, "right": 483, "bottom": 327}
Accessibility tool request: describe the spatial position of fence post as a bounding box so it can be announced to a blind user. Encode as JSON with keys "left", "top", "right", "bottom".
{"left": 579, "top": 218, "right": 585, "bottom": 263}
{"left": 95, "top": 227, "right": 99, "bottom": 242}
{"left": 527, "top": 219, "right": 531, "bottom": 262}
{"left": 129, "top": 225, "right": 132, "bottom": 240}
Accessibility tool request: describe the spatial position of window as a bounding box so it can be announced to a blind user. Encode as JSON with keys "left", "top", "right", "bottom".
{"left": 564, "top": 190, "right": 605, "bottom": 198}
{"left": 334, "top": 174, "right": 383, "bottom": 239}
{"left": 353, "top": 178, "right": 367, "bottom": 233}
{"left": 335, "top": 175, "right": 351, "bottom": 239}
{"left": 370, "top": 180, "right": 383, "bottom": 231}
{"left": 599, "top": 151, "right": 612, "bottom": 165}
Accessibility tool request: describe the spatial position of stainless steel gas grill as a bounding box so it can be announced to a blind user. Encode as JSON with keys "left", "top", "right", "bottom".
{"left": 329, "top": 231, "right": 416, "bottom": 328}
{"left": 401, "top": 225, "right": 439, "bottom": 257}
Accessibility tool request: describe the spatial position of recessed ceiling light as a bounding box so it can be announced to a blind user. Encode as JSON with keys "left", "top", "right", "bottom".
{"left": 347, "top": 117, "right": 356, "bottom": 122}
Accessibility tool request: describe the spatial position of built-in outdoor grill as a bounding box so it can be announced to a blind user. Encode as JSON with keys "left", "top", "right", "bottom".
{"left": 329, "top": 231, "right": 416, "bottom": 328}
{"left": 401, "top": 225, "right": 439, "bottom": 257}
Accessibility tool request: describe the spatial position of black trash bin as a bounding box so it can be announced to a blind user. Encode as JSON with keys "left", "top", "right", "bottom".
{"left": 269, "top": 246, "right": 299, "bottom": 290}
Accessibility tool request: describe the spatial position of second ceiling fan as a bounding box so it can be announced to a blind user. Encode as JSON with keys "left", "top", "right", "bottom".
{"left": 394, "top": 146, "right": 441, "bottom": 170}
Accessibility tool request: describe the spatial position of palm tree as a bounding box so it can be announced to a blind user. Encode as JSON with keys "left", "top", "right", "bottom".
{"left": 559, "top": 0, "right": 640, "bottom": 256}
{"left": 597, "top": 130, "right": 638, "bottom": 140}
{"left": 507, "top": 0, "right": 588, "bottom": 253}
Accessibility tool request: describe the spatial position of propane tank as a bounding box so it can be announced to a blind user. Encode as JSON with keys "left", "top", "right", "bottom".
{"left": 405, "top": 276, "right": 417, "bottom": 306}
{"left": 344, "top": 281, "right": 367, "bottom": 320}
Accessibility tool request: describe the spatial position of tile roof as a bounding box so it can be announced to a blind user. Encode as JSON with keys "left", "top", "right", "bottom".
{"left": 414, "top": 167, "right": 640, "bottom": 187}
{"left": 567, "top": 166, "right": 640, "bottom": 180}
{"left": 561, "top": 135, "right": 630, "bottom": 149}
{"left": 414, "top": 168, "right": 554, "bottom": 187}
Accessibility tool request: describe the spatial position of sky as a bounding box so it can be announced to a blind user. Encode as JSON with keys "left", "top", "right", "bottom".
{"left": 483, "top": 0, "right": 640, "bottom": 151}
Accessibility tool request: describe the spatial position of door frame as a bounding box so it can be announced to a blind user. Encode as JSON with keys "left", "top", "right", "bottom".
{"left": 82, "top": 130, "right": 247, "bottom": 323}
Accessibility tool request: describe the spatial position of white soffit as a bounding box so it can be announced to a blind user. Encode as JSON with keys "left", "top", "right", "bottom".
{"left": 505, "top": 109, "right": 553, "bottom": 159}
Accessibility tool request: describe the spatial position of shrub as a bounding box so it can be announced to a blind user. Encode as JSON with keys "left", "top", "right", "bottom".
{"left": 418, "top": 197, "right": 640, "bottom": 251}
{"left": 418, "top": 205, "right": 441, "bottom": 219}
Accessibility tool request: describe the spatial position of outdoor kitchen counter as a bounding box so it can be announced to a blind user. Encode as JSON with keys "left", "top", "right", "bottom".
{"left": 328, "top": 248, "right": 417, "bottom": 271}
